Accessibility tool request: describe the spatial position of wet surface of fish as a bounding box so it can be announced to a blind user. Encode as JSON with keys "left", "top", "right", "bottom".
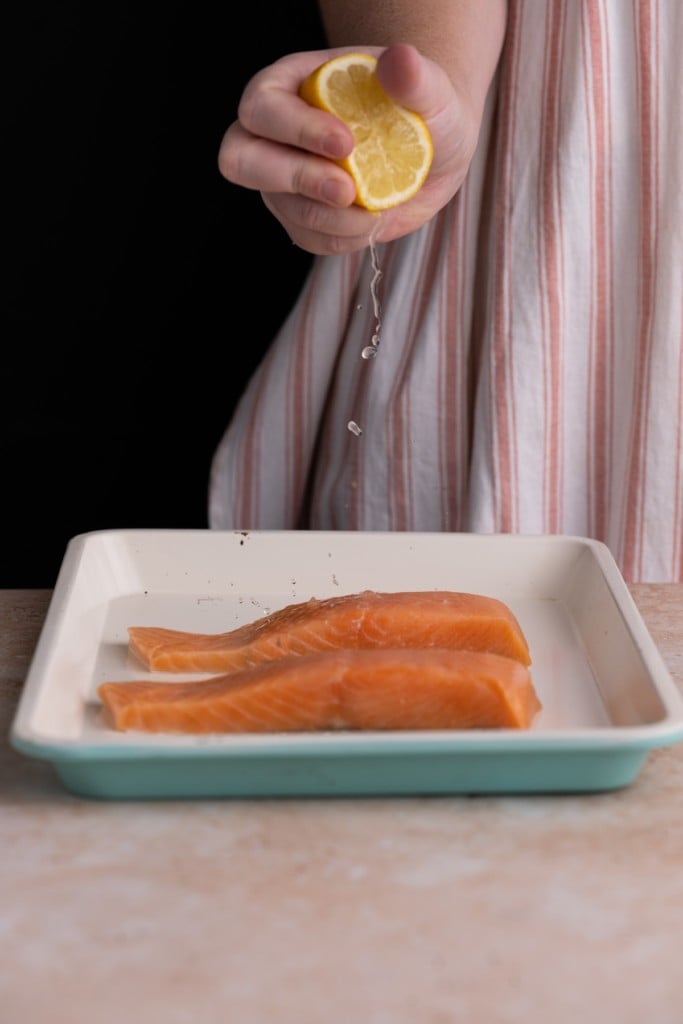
{"left": 99, "top": 647, "right": 542, "bottom": 734}
{"left": 127, "top": 590, "right": 532, "bottom": 673}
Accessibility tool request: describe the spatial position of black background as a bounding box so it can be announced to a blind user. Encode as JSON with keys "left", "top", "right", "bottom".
{"left": 4, "top": 2, "right": 325, "bottom": 587}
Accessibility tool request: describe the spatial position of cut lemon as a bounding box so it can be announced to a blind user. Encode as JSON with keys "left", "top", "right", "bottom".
{"left": 299, "top": 52, "right": 433, "bottom": 212}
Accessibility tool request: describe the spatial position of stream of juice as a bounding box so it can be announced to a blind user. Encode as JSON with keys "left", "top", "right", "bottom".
{"left": 347, "top": 220, "right": 383, "bottom": 437}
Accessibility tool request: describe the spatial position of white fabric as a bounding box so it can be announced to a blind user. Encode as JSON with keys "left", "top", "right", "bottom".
{"left": 210, "top": 0, "right": 683, "bottom": 582}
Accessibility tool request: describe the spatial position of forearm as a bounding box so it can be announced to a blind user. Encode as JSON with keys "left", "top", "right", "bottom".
{"left": 317, "top": 0, "right": 507, "bottom": 122}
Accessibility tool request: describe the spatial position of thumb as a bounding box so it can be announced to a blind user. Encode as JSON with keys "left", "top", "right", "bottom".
{"left": 374, "top": 43, "right": 450, "bottom": 122}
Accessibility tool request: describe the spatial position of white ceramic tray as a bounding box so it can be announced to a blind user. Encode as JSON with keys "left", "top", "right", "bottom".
{"left": 10, "top": 529, "right": 683, "bottom": 799}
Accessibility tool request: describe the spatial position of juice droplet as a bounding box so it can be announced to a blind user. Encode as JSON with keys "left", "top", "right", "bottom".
{"left": 347, "top": 420, "right": 363, "bottom": 436}
{"left": 361, "top": 346, "right": 378, "bottom": 360}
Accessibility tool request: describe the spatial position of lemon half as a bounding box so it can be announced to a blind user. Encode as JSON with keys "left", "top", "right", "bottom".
{"left": 299, "top": 52, "right": 434, "bottom": 212}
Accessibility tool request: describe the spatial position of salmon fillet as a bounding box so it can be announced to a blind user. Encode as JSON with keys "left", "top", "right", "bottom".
{"left": 127, "top": 590, "right": 532, "bottom": 673}
{"left": 99, "top": 648, "right": 542, "bottom": 734}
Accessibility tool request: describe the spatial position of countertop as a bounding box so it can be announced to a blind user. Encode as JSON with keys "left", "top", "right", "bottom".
{"left": 2, "top": 585, "right": 683, "bottom": 1024}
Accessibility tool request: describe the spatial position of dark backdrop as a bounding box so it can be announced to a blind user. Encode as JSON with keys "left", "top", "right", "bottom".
{"left": 4, "top": 3, "right": 325, "bottom": 587}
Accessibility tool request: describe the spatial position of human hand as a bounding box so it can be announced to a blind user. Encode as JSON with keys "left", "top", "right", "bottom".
{"left": 217, "top": 43, "right": 481, "bottom": 255}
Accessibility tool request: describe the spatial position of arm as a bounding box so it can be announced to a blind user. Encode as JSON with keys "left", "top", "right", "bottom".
{"left": 217, "top": 3, "right": 507, "bottom": 254}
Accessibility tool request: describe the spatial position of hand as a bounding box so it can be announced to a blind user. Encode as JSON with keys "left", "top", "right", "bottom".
{"left": 217, "top": 43, "right": 481, "bottom": 255}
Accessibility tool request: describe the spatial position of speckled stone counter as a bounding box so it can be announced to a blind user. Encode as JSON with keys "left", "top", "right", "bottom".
{"left": 2, "top": 586, "right": 683, "bottom": 1024}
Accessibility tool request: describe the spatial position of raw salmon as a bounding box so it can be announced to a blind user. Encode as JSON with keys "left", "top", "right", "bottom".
{"left": 127, "top": 590, "right": 532, "bottom": 673}
{"left": 98, "top": 648, "right": 541, "bottom": 734}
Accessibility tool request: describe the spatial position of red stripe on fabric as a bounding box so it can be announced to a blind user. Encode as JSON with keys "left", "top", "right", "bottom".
{"left": 286, "top": 272, "right": 318, "bottom": 526}
{"left": 439, "top": 196, "right": 468, "bottom": 530}
{"left": 538, "top": 2, "right": 566, "bottom": 533}
{"left": 491, "top": 0, "right": 523, "bottom": 531}
{"left": 382, "top": 237, "right": 413, "bottom": 530}
{"left": 389, "top": 214, "right": 447, "bottom": 530}
{"left": 584, "top": 0, "right": 613, "bottom": 540}
{"left": 234, "top": 346, "right": 275, "bottom": 527}
{"left": 310, "top": 250, "right": 365, "bottom": 529}
{"left": 622, "top": 0, "right": 659, "bottom": 580}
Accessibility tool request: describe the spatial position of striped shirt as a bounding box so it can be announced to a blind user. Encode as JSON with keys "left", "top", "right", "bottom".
{"left": 209, "top": 0, "right": 683, "bottom": 583}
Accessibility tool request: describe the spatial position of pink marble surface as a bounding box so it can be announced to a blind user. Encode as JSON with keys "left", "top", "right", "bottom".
{"left": 2, "top": 586, "right": 683, "bottom": 1023}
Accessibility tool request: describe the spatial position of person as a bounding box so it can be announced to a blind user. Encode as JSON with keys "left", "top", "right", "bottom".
{"left": 209, "top": 0, "right": 683, "bottom": 583}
